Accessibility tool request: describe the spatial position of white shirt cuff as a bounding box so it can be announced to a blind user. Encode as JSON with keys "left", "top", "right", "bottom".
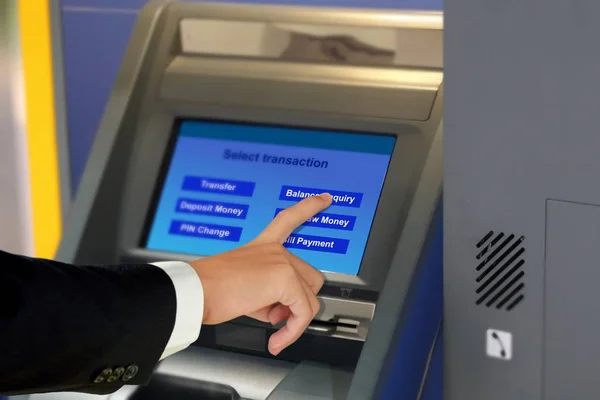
{"left": 151, "top": 261, "right": 204, "bottom": 360}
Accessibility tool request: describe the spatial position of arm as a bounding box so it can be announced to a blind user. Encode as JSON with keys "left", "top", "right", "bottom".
{"left": 0, "top": 251, "right": 201, "bottom": 396}
{"left": 0, "top": 194, "right": 332, "bottom": 396}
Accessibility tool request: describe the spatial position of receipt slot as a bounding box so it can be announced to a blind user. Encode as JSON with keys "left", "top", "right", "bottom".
{"left": 44, "top": 2, "right": 443, "bottom": 400}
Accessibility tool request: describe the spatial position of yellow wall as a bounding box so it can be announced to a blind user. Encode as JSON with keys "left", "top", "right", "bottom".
{"left": 18, "top": 0, "right": 62, "bottom": 258}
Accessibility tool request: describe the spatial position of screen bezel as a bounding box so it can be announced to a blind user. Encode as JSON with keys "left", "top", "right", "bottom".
{"left": 139, "top": 117, "right": 397, "bottom": 278}
{"left": 117, "top": 101, "right": 431, "bottom": 293}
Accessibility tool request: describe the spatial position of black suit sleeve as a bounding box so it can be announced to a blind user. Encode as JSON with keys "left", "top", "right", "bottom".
{"left": 0, "top": 250, "right": 177, "bottom": 396}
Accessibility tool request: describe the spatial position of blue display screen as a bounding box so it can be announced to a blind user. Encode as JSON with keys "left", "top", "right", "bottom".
{"left": 145, "top": 120, "right": 395, "bottom": 276}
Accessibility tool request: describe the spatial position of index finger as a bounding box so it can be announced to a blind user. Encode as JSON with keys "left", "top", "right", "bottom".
{"left": 255, "top": 193, "right": 332, "bottom": 244}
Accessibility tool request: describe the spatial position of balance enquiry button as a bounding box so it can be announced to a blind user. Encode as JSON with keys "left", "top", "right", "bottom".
{"left": 284, "top": 234, "right": 349, "bottom": 254}
{"left": 177, "top": 198, "right": 249, "bottom": 219}
{"left": 275, "top": 209, "right": 356, "bottom": 231}
{"left": 169, "top": 220, "right": 242, "bottom": 242}
{"left": 182, "top": 176, "right": 256, "bottom": 197}
{"left": 279, "top": 186, "right": 363, "bottom": 208}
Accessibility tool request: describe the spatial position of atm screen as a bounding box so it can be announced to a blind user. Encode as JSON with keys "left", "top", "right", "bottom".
{"left": 145, "top": 120, "right": 395, "bottom": 276}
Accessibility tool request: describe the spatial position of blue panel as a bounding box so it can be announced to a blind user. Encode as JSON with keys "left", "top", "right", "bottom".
{"left": 378, "top": 206, "right": 443, "bottom": 400}
{"left": 60, "top": 9, "right": 137, "bottom": 192}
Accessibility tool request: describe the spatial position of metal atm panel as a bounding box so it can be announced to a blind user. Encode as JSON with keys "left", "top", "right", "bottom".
{"left": 36, "top": 2, "right": 445, "bottom": 399}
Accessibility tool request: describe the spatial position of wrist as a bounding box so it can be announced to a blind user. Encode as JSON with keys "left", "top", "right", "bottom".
{"left": 189, "top": 259, "right": 211, "bottom": 324}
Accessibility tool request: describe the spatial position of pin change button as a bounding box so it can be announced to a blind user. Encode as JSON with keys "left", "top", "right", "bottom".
{"left": 279, "top": 186, "right": 363, "bottom": 208}
{"left": 170, "top": 220, "right": 242, "bottom": 242}
{"left": 284, "top": 233, "right": 349, "bottom": 254}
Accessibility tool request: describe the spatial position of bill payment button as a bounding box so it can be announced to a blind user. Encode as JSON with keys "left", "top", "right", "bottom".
{"left": 169, "top": 220, "right": 242, "bottom": 242}
{"left": 279, "top": 186, "right": 363, "bottom": 208}
{"left": 182, "top": 176, "right": 256, "bottom": 197}
{"left": 284, "top": 234, "right": 349, "bottom": 254}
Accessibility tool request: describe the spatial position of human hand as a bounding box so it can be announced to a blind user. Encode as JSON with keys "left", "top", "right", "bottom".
{"left": 189, "top": 193, "right": 332, "bottom": 355}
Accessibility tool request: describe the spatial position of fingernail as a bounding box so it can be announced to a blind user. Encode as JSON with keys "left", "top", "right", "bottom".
{"left": 319, "top": 193, "right": 332, "bottom": 201}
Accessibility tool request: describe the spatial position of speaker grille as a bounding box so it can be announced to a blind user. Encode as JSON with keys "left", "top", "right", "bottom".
{"left": 475, "top": 231, "right": 525, "bottom": 311}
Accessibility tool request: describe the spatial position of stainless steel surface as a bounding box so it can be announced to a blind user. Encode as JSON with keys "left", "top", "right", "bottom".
{"left": 172, "top": 3, "right": 442, "bottom": 30}
{"left": 109, "top": 387, "right": 137, "bottom": 399}
{"left": 0, "top": 0, "right": 34, "bottom": 255}
{"left": 316, "top": 297, "right": 375, "bottom": 322}
{"left": 313, "top": 296, "right": 375, "bottom": 341}
{"left": 266, "top": 363, "right": 353, "bottom": 400}
{"left": 162, "top": 56, "right": 442, "bottom": 121}
{"left": 180, "top": 18, "right": 443, "bottom": 69}
{"left": 152, "top": 347, "right": 295, "bottom": 400}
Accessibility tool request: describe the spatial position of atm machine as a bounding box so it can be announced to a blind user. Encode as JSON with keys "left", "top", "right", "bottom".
{"left": 23, "top": 2, "right": 443, "bottom": 399}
